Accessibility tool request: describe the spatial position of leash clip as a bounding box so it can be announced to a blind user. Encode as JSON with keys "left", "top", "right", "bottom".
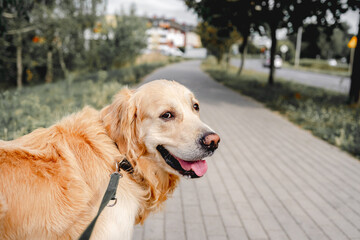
{"left": 107, "top": 161, "right": 123, "bottom": 208}
{"left": 107, "top": 157, "right": 133, "bottom": 207}
{"left": 112, "top": 161, "right": 123, "bottom": 176}
{"left": 107, "top": 171, "right": 122, "bottom": 207}
{"left": 108, "top": 197, "right": 117, "bottom": 207}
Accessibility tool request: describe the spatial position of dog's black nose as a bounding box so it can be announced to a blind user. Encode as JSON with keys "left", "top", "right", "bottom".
{"left": 200, "top": 132, "right": 220, "bottom": 151}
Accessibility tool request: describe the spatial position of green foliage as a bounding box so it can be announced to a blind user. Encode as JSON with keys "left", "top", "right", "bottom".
{"left": 0, "top": 0, "right": 37, "bottom": 88}
{"left": 188, "top": 0, "right": 348, "bottom": 84}
{"left": 0, "top": 1, "right": 149, "bottom": 88}
{"left": 185, "top": 0, "right": 252, "bottom": 38}
{"left": 203, "top": 60, "right": 360, "bottom": 159}
{"left": 292, "top": 23, "right": 351, "bottom": 60}
{"left": 93, "top": 11, "right": 147, "bottom": 70}
{"left": 196, "top": 22, "right": 240, "bottom": 64}
{"left": 0, "top": 0, "right": 33, "bottom": 35}
{"left": 247, "top": 41, "right": 262, "bottom": 55}
{"left": 0, "top": 62, "right": 165, "bottom": 140}
{"left": 294, "top": 58, "right": 348, "bottom": 72}
{"left": 276, "top": 40, "right": 295, "bottom": 62}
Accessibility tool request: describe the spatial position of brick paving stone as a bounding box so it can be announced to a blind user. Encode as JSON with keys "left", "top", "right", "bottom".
{"left": 181, "top": 180, "right": 198, "bottom": 206}
{"left": 203, "top": 216, "right": 227, "bottom": 237}
{"left": 185, "top": 222, "right": 207, "bottom": 240}
{"left": 226, "top": 227, "right": 249, "bottom": 240}
{"left": 267, "top": 230, "right": 289, "bottom": 240}
{"left": 143, "top": 218, "right": 164, "bottom": 240}
{"left": 133, "top": 226, "right": 143, "bottom": 240}
{"left": 183, "top": 205, "right": 203, "bottom": 224}
{"left": 133, "top": 61, "right": 360, "bottom": 240}
{"left": 208, "top": 236, "right": 228, "bottom": 240}
{"left": 242, "top": 219, "right": 270, "bottom": 240}
{"left": 165, "top": 212, "right": 186, "bottom": 240}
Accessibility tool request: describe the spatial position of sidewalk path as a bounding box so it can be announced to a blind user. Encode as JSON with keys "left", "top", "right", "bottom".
{"left": 231, "top": 58, "right": 350, "bottom": 94}
{"left": 134, "top": 60, "right": 360, "bottom": 240}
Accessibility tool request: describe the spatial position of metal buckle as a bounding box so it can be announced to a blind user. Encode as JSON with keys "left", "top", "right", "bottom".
{"left": 108, "top": 197, "right": 117, "bottom": 207}
{"left": 111, "top": 162, "right": 123, "bottom": 176}
{"left": 115, "top": 161, "right": 120, "bottom": 173}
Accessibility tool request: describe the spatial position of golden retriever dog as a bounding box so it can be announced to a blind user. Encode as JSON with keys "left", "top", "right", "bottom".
{"left": 0, "top": 79, "right": 220, "bottom": 239}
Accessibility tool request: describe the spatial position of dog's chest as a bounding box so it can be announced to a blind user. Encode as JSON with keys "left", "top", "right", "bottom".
{"left": 90, "top": 191, "right": 139, "bottom": 240}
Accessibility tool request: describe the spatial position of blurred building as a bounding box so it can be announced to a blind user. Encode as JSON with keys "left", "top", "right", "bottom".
{"left": 251, "top": 33, "right": 271, "bottom": 49}
{"left": 145, "top": 17, "right": 202, "bottom": 56}
{"left": 84, "top": 15, "right": 203, "bottom": 57}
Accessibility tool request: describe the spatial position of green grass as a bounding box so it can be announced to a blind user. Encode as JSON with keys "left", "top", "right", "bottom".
{"left": 239, "top": 55, "right": 350, "bottom": 77}
{"left": 0, "top": 62, "right": 165, "bottom": 140}
{"left": 297, "top": 58, "right": 348, "bottom": 71}
{"left": 203, "top": 58, "right": 360, "bottom": 159}
{"left": 284, "top": 58, "right": 350, "bottom": 77}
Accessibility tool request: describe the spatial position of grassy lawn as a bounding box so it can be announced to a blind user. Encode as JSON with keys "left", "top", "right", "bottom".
{"left": 202, "top": 58, "right": 360, "bottom": 159}
{"left": 283, "top": 59, "right": 350, "bottom": 77}
{"left": 236, "top": 55, "right": 350, "bottom": 77}
{"left": 0, "top": 61, "right": 167, "bottom": 140}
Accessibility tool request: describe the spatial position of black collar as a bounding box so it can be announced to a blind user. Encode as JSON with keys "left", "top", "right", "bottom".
{"left": 113, "top": 142, "right": 134, "bottom": 174}
{"left": 118, "top": 158, "right": 134, "bottom": 174}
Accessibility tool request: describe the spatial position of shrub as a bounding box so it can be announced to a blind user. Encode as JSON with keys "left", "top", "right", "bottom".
{"left": 0, "top": 62, "right": 165, "bottom": 140}
{"left": 276, "top": 40, "right": 295, "bottom": 62}
{"left": 289, "top": 58, "right": 348, "bottom": 72}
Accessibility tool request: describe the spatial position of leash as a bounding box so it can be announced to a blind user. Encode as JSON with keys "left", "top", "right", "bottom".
{"left": 78, "top": 158, "right": 133, "bottom": 240}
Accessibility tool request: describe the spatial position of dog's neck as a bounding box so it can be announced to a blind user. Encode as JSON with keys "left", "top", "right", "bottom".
{"left": 99, "top": 106, "right": 180, "bottom": 224}
{"left": 130, "top": 155, "right": 179, "bottom": 224}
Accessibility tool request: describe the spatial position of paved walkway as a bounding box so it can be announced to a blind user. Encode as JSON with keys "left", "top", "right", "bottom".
{"left": 134, "top": 60, "right": 360, "bottom": 240}
{"left": 231, "top": 59, "right": 350, "bottom": 94}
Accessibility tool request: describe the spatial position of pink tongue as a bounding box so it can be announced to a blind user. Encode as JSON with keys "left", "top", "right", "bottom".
{"left": 177, "top": 158, "right": 208, "bottom": 177}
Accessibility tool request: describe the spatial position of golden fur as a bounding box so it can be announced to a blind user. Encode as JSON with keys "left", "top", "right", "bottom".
{"left": 0, "top": 80, "right": 216, "bottom": 239}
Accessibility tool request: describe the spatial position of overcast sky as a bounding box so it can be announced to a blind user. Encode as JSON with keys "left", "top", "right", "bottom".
{"left": 107, "top": 0, "right": 359, "bottom": 34}
{"left": 106, "top": 0, "right": 198, "bottom": 25}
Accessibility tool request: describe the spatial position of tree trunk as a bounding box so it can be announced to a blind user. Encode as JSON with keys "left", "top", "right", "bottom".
{"left": 294, "top": 26, "right": 303, "bottom": 67}
{"left": 45, "top": 48, "right": 53, "bottom": 83}
{"left": 348, "top": 15, "right": 360, "bottom": 105}
{"left": 16, "top": 33, "right": 22, "bottom": 89}
{"left": 216, "top": 54, "right": 222, "bottom": 65}
{"left": 58, "top": 44, "right": 69, "bottom": 79}
{"left": 225, "top": 46, "right": 231, "bottom": 71}
{"left": 268, "top": 23, "right": 277, "bottom": 85}
{"left": 237, "top": 33, "right": 249, "bottom": 76}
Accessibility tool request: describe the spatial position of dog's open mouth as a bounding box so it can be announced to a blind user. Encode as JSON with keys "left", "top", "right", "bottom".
{"left": 156, "top": 145, "right": 208, "bottom": 178}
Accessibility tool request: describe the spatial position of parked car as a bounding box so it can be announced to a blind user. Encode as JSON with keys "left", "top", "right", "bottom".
{"left": 327, "top": 59, "right": 337, "bottom": 66}
{"left": 159, "top": 46, "right": 183, "bottom": 57}
{"left": 263, "top": 54, "right": 283, "bottom": 68}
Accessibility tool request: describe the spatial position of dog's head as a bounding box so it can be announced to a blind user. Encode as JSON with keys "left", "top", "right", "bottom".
{"left": 101, "top": 79, "right": 220, "bottom": 179}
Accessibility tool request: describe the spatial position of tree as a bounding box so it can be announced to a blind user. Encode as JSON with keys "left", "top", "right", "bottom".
{"left": 185, "top": 0, "right": 253, "bottom": 75}
{"left": 32, "top": 2, "right": 57, "bottom": 83}
{"left": 318, "top": 24, "right": 350, "bottom": 59}
{"left": 250, "top": 0, "right": 345, "bottom": 84}
{"left": 187, "top": 0, "right": 347, "bottom": 85}
{"left": 290, "top": 23, "right": 351, "bottom": 59}
{"left": 0, "top": 0, "right": 150, "bottom": 88}
{"left": 251, "top": 0, "right": 285, "bottom": 85}
{"left": 92, "top": 5, "right": 147, "bottom": 70}
{"left": 348, "top": 0, "right": 360, "bottom": 104}
{"left": 196, "top": 21, "right": 239, "bottom": 65}
{"left": 0, "top": 0, "right": 34, "bottom": 89}
{"left": 277, "top": 39, "right": 295, "bottom": 62}
{"left": 31, "top": 0, "right": 104, "bottom": 82}
{"left": 0, "top": 0, "right": 33, "bottom": 36}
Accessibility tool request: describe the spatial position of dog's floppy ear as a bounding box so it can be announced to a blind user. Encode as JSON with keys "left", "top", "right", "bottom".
{"left": 101, "top": 88, "right": 144, "bottom": 160}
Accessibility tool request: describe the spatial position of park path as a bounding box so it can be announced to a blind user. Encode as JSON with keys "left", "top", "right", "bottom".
{"left": 231, "top": 58, "right": 350, "bottom": 94}
{"left": 133, "top": 60, "right": 360, "bottom": 240}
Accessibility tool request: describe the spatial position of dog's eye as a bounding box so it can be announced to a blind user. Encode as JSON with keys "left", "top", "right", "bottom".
{"left": 193, "top": 103, "right": 199, "bottom": 111}
{"left": 160, "top": 112, "right": 174, "bottom": 120}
